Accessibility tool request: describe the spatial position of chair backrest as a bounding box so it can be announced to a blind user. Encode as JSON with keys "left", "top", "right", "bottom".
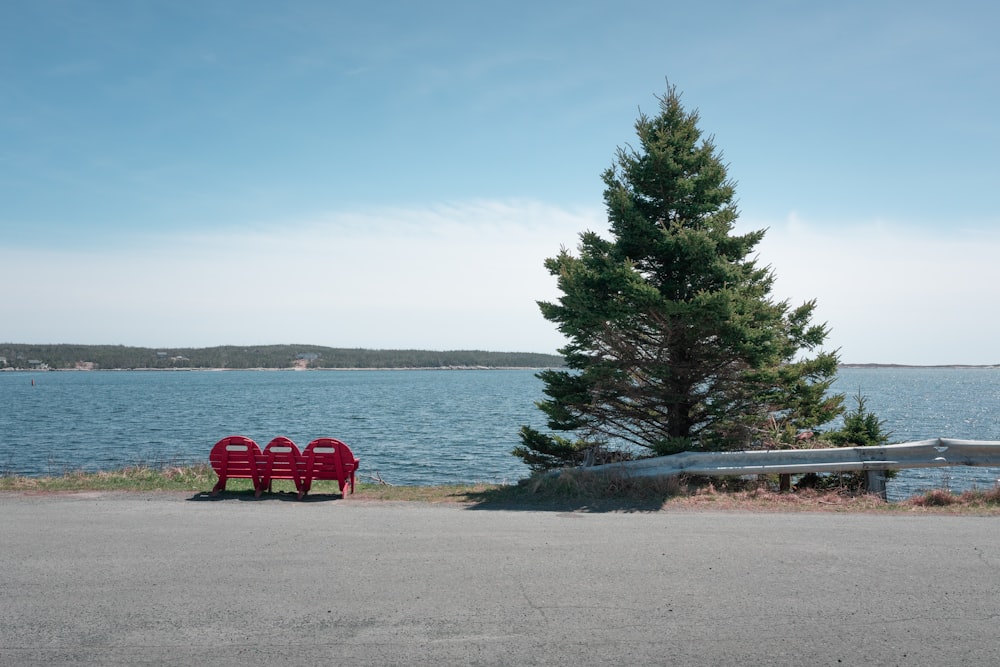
{"left": 303, "top": 437, "right": 358, "bottom": 478}
{"left": 209, "top": 435, "right": 262, "bottom": 479}
{"left": 262, "top": 436, "right": 301, "bottom": 479}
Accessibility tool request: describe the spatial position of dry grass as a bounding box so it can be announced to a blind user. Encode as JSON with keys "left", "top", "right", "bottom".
{"left": 437, "top": 471, "right": 1000, "bottom": 514}
{"left": 901, "top": 485, "right": 1000, "bottom": 512}
{"left": 2, "top": 465, "right": 1000, "bottom": 514}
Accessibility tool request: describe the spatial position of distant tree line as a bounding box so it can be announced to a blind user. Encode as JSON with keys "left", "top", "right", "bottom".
{"left": 0, "top": 344, "right": 564, "bottom": 370}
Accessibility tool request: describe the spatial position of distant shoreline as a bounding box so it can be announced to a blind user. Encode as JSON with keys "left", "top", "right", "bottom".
{"left": 3, "top": 344, "right": 996, "bottom": 372}
{"left": 0, "top": 365, "right": 555, "bottom": 372}
{"left": 0, "top": 344, "right": 565, "bottom": 372}
{"left": 839, "top": 363, "right": 1000, "bottom": 369}
{"left": 5, "top": 364, "right": 999, "bottom": 372}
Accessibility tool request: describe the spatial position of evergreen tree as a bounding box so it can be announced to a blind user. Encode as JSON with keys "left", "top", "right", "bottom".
{"left": 828, "top": 391, "right": 891, "bottom": 447}
{"left": 515, "top": 86, "right": 842, "bottom": 470}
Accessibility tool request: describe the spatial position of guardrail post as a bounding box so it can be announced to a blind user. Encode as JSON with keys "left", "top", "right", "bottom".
{"left": 865, "top": 470, "right": 887, "bottom": 501}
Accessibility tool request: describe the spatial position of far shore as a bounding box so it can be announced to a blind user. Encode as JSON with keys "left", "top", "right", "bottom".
{"left": 839, "top": 363, "right": 1000, "bottom": 369}
{"left": 0, "top": 365, "right": 557, "bottom": 373}
{"left": 7, "top": 363, "right": 1000, "bottom": 373}
{"left": 6, "top": 363, "right": 1000, "bottom": 373}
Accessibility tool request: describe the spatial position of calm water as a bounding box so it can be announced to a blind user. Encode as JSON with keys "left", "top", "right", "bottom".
{"left": 830, "top": 367, "right": 1000, "bottom": 500}
{"left": 1, "top": 367, "right": 998, "bottom": 499}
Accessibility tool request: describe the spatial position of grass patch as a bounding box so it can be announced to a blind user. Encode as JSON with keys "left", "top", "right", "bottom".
{"left": 2, "top": 465, "right": 1000, "bottom": 514}
{"left": 0, "top": 464, "right": 342, "bottom": 495}
{"left": 903, "top": 485, "right": 1000, "bottom": 511}
{"left": 0, "top": 464, "right": 222, "bottom": 492}
{"left": 454, "top": 471, "right": 1000, "bottom": 514}
{"left": 0, "top": 464, "right": 495, "bottom": 500}
{"left": 454, "top": 471, "right": 893, "bottom": 512}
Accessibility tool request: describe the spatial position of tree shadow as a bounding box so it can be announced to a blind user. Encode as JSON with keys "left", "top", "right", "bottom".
{"left": 458, "top": 484, "right": 666, "bottom": 513}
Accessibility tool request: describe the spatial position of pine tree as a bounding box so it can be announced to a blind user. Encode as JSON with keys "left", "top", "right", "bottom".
{"left": 515, "top": 85, "right": 842, "bottom": 470}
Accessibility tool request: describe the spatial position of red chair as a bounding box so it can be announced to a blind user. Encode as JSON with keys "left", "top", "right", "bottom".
{"left": 209, "top": 435, "right": 263, "bottom": 496}
{"left": 259, "top": 437, "right": 303, "bottom": 498}
{"left": 299, "top": 438, "right": 360, "bottom": 499}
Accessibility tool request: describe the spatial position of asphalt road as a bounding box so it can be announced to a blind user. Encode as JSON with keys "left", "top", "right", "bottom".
{"left": 1, "top": 492, "right": 998, "bottom": 666}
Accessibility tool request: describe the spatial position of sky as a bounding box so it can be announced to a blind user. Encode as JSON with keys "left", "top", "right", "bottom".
{"left": 2, "top": 0, "right": 998, "bottom": 365}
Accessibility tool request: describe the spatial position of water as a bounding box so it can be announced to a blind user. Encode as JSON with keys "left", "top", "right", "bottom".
{"left": 831, "top": 367, "right": 1000, "bottom": 500}
{"left": 0, "top": 369, "right": 546, "bottom": 486}
{"left": 1, "top": 367, "right": 998, "bottom": 498}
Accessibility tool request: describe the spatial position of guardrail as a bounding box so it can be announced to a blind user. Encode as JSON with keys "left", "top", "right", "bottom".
{"left": 570, "top": 438, "right": 1000, "bottom": 498}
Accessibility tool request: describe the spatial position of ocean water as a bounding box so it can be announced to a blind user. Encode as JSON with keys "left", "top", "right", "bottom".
{"left": 0, "top": 369, "right": 547, "bottom": 486}
{"left": 1, "top": 367, "right": 998, "bottom": 499}
{"left": 831, "top": 367, "right": 1000, "bottom": 500}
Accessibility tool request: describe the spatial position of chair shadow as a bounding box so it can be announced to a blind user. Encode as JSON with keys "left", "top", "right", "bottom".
{"left": 187, "top": 489, "right": 344, "bottom": 503}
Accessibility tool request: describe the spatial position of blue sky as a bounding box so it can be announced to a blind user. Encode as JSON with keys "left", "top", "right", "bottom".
{"left": 2, "top": 1, "right": 998, "bottom": 364}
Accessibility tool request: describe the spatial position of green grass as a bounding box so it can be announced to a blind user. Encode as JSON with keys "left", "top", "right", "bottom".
{"left": 0, "top": 463, "right": 217, "bottom": 493}
{"left": 0, "top": 464, "right": 500, "bottom": 500}
{"left": 0, "top": 463, "right": 339, "bottom": 495}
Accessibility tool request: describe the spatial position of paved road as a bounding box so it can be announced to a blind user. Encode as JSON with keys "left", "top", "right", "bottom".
{"left": 1, "top": 492, "right": 998, "bottom": 666}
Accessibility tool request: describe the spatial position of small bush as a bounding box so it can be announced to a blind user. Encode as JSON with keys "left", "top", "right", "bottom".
{"left": 956, "top": 485, "right": 1000, "bottom": 506}
{"left": 910, "top": 489, "right": 959, "bottom": 507}
{"left": 976, "top": 485, "right": 1000, "bottom": 504}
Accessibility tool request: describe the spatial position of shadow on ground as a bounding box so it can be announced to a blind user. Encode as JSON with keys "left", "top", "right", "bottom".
{"left": 187, "top": 489, "right": 344, "bottom": 503}
{"left": 458, "top": 485, "right": 666, "bottom": 513}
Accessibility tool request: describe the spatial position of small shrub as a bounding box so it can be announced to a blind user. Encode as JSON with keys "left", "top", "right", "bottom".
{"left": 956, "top": 485, "right": 1000, "bottom": 506}
{"left": 981, "top": 485, "right": 1000, "bottom": 504}
{"left": 911, "top": 489, "right": 959, "bottom": 507}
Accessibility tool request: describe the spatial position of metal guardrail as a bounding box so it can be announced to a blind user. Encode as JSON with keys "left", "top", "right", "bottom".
{"left": 570, "top": 438, "right": 1000, "bottom": 498}
{"left": 579, "top": 438, "right": 1000, "bottom": 478}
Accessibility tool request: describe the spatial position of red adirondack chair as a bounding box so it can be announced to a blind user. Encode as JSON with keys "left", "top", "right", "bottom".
{"left": 259, "top": 436, "right": 303, "bottom": 498}
{"left": 209, "top": 435, "right": 263, "bottom": 495}
{"left": 299, "top": 437, "right": 360, "bottom": 499}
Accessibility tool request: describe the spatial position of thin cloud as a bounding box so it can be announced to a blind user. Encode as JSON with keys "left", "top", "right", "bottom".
{"left": 5, "top": 201, "right": 998, "bottom": 364}
{"left": 0, "top": 200, "right": 602, "bottom": 352}
{"left": 744, "top": 214, "right": 1000, "bottom": 365}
